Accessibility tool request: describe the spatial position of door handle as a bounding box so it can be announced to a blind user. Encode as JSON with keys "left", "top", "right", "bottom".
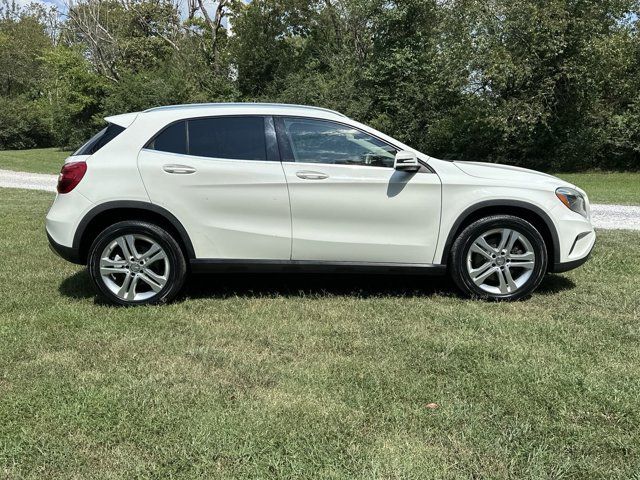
{"left": 163, "top": 164, "right": 196, "bottom": 174}
{"left": 296, "top": 171, "right": 328, "bottom": 180}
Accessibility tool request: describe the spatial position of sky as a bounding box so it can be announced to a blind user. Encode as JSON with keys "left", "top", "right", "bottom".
{"left": 12, "top": 0, "right": 231, "bottom": 20}
{"left": 15, "top": 0, "right": 66, "bottom": 9}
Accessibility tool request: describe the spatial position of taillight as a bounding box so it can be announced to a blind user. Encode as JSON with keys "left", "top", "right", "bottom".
{"left": 57, "top": 162, "right": 87, "bottom": 194}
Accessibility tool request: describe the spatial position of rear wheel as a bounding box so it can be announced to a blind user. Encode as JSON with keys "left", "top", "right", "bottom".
{"left": 450, "top": 215, "right": 548, "bottom": 301}
{"left": 88, "top": 221, "right": 187, "bottom": 306}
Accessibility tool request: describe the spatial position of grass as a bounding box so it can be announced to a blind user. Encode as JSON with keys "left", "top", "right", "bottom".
{"left": 0, "top": 148, "right": 69, "bottom": 174}
{"left": 555, "top": 172, "right": 640, "bottom": 205}
{"left": 1, "top": 187, "right": 639, "bottom": 478}
{"left": 0, "top": 148, "right": 638, "bottom": 205}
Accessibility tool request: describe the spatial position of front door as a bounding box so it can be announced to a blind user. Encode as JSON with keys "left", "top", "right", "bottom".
{"left": 276, "top": 117, "right": 441, "bottom": 264}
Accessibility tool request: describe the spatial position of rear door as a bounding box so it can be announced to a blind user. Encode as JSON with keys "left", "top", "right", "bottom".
{"left": 138, "top": 116, "right": 291, "bottom": 260}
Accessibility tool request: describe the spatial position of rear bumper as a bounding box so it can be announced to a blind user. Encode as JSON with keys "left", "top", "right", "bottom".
{"left": 47, "top": 230, "right": 83, "bottom": 265}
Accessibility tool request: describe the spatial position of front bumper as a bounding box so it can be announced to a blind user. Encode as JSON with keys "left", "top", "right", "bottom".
{"left": 549, "top": 231, "right": 595, "bottom": 273}
{"left": 550, "top": 250, "right": 593, "bottom": 273}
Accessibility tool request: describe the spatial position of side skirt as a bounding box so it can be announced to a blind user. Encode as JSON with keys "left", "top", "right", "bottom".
{"left": 190, "top": 259, "right": 448, "bottom": 276}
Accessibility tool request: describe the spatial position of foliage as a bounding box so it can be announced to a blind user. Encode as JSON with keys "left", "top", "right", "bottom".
{"left": 0, "top": 0, "right": 639, "bottom": 170}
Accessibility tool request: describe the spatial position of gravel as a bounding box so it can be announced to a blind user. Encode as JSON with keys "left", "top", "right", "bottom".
{"left": 0, "top": 168, "right": 57, "bottom": 192}
{"left": 590, "top": 204, "right": 640, "bottom": 231}
{"left": 1, "top": 168, "right": 638, "bottom": 230}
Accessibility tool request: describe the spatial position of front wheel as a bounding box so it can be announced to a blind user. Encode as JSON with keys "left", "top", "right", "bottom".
{"left": 88, "top": 221, "right": 187, "bottom": 306}
{"left": 449, "top": 215, "right": 548, "bottom": 301}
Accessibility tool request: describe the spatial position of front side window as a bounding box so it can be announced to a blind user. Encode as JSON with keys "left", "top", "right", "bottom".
{"left": 279, "top": 118, "right": 397, "bottom": 168}
{"left": 148, "top": 116, "right": 268, "bottom": 161}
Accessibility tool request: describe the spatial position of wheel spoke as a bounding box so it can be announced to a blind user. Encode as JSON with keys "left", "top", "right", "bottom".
{"left": 139, "top": 271, "right": 164, "bottom": 292}
{"left": 145, "top": 249, "right": 167, "bottom": 267}
{"left": 471, "top": 264, "right": 496, "bottom": 286}
{"left": 476, "top": 236, "right": 498, "bottom": 255}
{"left": 117, "top": 274, "right": 133, "bottom": 299}
{"left": 116, "top": 237, "right": 132, "bottom": 260}
{"left": 100, "top": 267, "right": 127, "bottom": 275}
{"left": 141, "top": 267, "right": 167, "bottom": 286}
{"left": 509, "top": 252, "right": 535, "bottom": 262}
{"left": 125, "top": 275, "right": 140, "bottom": 300}
{"left": 125, "top": 235, "right": 139, "bottom": 259}
{"left": 497, "top": 229, "right": 513, "bottom": 251}
{"left": 509, "top": 260, "right": 535, "bottom": 270}
{"left": 496, "top": 269, "right": 509, "bottom": 294}
{"left": 100, "top": 257, "right": 127, "bottom": 275}
{"left": 506, "top": 231, "right": 521, "bottom": 253}
{"left": 139, "top": 243, "right": 161, "bottom": 262}
{"left": 470, "top": 241, "right": 493, "bottom": 261}
{"left": 503, "top": 266, "right": 518, "bottom": 293}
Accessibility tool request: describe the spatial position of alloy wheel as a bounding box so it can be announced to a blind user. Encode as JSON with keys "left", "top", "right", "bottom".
{"left": 99, "top": 234, "right": 170, "bottom": 301}
{"left": 466, "top": 228, "right": 536, "bottom": 296}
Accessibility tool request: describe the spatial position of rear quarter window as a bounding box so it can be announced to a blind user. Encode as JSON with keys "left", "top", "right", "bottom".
{"left": 147, "top": 121, "right": 187, "bottom": 154}
{"left": 73, "top": 123, "right": 125, "bottom": 156}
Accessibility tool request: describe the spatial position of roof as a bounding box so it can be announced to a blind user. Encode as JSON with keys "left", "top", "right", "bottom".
{"left": 142, "top": 102, "right": 347, "bottom": 118}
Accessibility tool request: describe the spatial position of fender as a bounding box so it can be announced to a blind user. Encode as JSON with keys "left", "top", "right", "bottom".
{"left": 72, "top": 201, "right": 196, "bottom": 260}
{"left": 439, "top": 199, "right": 561, "bottom": 266}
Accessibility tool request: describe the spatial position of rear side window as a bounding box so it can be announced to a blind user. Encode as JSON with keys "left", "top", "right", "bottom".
{"left": 148, "top": 121, "right": 187, "bottom": 154}
{"left": 148, "top": 116, "right": 267, "bottom": 161}
{"left": 73, "top": 123, "right": 125, "bottom": 156}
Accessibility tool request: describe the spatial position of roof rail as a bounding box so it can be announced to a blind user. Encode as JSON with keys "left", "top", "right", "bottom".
{"left": 143, "top": 102, "right": 347, "bottom": 118}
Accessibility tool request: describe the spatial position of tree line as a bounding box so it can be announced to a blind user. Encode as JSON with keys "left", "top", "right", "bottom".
{"left": 1, "top": 0, "right": 639, "bottom": 171}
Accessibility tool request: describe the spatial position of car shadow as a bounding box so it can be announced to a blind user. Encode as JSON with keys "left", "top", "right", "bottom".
{"left": 59, "top": 269, "right": 576, "bottom": 303}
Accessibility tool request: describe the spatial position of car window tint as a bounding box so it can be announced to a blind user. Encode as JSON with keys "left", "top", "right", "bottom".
{"left": 282, "top": 118, "right": 396, "bottom": 168}
{"left": 151, "top": 121, "right": 187, "bottom": 154}
{"left": 73, "top": 123, "right": 125, "bottom": 156}
{"left": 188, "top": 117, "right": 267, "bottom": 161}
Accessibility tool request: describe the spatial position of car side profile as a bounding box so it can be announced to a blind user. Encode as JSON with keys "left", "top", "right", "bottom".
{"left": 46, "top": 103, "right": 595, "bottom": 305}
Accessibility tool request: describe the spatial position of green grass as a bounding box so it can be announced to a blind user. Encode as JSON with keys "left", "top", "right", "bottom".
{"left": 555, "top": 172, "right": 640, "bottom": 205}
{"left": 1, "top": 187, "right": 639, "bottom": 478}
{"left": 0, "top": 148, "right": 638, "bottom": 205}
{"left": 0, "top": 148, "right": 69, "bottom": 174}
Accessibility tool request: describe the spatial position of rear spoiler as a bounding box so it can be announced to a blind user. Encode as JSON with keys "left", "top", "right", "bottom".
{"left": 104, "top": 112, "right": 140, "bottom": 128}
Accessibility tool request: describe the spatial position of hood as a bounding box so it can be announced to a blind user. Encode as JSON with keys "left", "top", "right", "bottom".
{"left": 454, "top": 161, "right": 573, "bottom": 188}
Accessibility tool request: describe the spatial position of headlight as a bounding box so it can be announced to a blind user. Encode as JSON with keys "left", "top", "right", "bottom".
{"left": 556, "top": 187, "right": 588, "bottom": 217}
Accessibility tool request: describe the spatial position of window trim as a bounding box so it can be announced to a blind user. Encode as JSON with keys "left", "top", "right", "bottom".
{"left": 274, "top": 116, "right": 400, "bottom": 169}
{"left": 143, "top": 113, "right": 435, "bottom": 173}
{"left": 144, "top": 115, "right": 279, "bottom": 162}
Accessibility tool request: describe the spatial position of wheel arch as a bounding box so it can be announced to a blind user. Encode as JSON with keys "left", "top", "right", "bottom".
{"left": 73, "top": 201, "right": 196, "bottom": 264}
{"left": 440, "top": 200, "right": 560, "bottom": 268}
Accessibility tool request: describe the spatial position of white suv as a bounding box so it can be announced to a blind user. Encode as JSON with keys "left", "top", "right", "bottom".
{"left": 46, "top": 103, "right": 595, "bottom": 305}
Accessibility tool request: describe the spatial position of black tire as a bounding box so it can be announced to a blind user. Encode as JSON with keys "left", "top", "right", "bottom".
{"left": 449, "top": 215, "right": 548, "bottom": 301}
{"left": 88, "top": 221, "right": 187, "bottom": 306}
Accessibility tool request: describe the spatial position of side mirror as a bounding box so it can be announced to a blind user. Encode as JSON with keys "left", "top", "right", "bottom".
{"left": 394, "top": 150, "right": 420, "bottom": 172}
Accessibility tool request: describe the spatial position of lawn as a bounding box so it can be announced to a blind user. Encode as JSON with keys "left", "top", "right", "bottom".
{"left": 0, "top": 148, "right": 69, "bottom": 174}
{"left": 1, "top": 187, "right": 639, "bottom": 478}
{"left": 1, "top": 148, "right": 639, "bottom": 205}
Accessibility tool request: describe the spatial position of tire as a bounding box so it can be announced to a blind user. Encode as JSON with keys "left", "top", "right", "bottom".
{"left": 449, "top": 215, "right": 548, "bottom": 301}
{"left": 88, "top": 221, "right": 187, "bottom": 306}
